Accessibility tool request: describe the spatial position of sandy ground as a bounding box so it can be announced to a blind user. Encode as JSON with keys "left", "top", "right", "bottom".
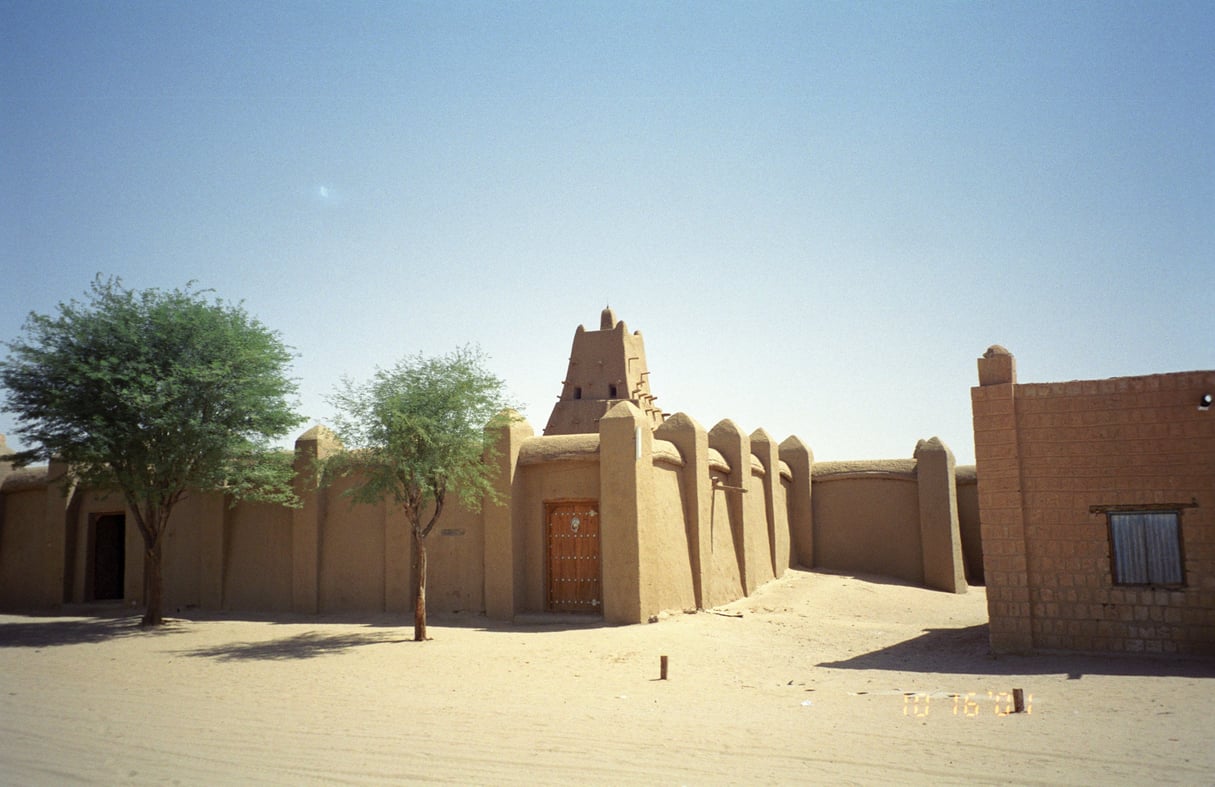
{"left": 1, "top": 569, "right": 1212, "bottom": 786}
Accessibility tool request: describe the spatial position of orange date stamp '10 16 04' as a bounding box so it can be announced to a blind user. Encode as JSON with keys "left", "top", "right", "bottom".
{"left": 902, "top": 690, "right": 1032, "bottom": 718}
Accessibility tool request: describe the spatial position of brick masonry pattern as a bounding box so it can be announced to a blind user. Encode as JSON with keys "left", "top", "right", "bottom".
{"left": 972, "top": 370, "right": 1215, "bottom": 655}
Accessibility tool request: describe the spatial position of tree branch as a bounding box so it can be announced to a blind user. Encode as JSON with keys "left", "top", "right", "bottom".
{"left": 421, "top": 491, "right": 445, "bottom": 539}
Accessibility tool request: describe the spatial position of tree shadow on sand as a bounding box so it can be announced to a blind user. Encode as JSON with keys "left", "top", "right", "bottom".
{"left": 176, "top": 630, "right": 408, "bottom": 661}
{"left": 0, "top": 615, "right": 174, "bottom": 648}
{"left": 819, "top": 624, "right": 1215, "bottom": 679}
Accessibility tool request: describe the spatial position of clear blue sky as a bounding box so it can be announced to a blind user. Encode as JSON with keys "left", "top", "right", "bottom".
{"left": 3, "top": 1, "right": 1213, "bottom": 465}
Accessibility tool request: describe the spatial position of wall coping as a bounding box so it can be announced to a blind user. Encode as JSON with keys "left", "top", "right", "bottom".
{"left": 517, "top": 434, "right": 600, "bottom": 465}
{"left": 652, "top": 440, "right": 684, "bottom": 468}
{"left": 812, "top": 458, "right": 917, "bottom": 482}
{"left": 707, "top": 448, "right": 730, "bottom": 474}
{"left": 0, "top": 466, "right": 49, "bottom": 493}
{"left": 1013, "top": 369, "right": 1215, "bottom": 396}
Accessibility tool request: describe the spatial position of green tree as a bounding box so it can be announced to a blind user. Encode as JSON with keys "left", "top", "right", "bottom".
{"left": 325, "top": 346, "right": 515, "bottom": 641}
{"left": 0, "top": 277, "right": 302, "bottom": 626}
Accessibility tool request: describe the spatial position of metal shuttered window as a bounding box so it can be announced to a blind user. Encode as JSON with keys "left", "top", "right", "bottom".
{"left": 1109, "top": 511, "right": 1184, "bottom": 585}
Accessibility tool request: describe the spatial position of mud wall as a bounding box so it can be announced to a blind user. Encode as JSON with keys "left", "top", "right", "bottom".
{"left": 2, "top": 408, "right": 971, "bottom": 623}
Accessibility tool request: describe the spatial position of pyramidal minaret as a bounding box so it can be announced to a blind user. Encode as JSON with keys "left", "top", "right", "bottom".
{"left": 543, "top": 307, "right": 664, "bottom": 435}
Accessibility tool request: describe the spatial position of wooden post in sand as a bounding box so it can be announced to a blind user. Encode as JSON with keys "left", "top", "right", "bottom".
{"left": 660, "top": 655, "right": 669, "bottom": 680}
{"left": 1013, "top": 688, "right": 1025, "bottom": 714}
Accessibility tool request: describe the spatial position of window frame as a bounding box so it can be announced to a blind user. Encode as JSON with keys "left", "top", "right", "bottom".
{"left": 1094, "top": 505, "right": 1188, "bottom": 587}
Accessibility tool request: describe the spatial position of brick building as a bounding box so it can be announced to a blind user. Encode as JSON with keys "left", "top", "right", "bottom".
{"left": 972, "top": 346, "right": 1215, "bottom": 655}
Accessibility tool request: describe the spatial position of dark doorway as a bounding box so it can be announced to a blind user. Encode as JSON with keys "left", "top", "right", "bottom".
{"left": 92, "top": 514, "right": 125, "bottom": 600}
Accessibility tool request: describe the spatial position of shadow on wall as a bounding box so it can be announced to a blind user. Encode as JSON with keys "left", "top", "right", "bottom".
{"left": 819, "top": 625, "right": 1215, "bottom": 679}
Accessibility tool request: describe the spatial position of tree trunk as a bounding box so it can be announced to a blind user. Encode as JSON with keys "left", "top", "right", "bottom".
{"left": 141, "top": 538, "right": 164, "bottom": 627}
{"left": 413, "top": 526, "right": 428, "bottom": 641}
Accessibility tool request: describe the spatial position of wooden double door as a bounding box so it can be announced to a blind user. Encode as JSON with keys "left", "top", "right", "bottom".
{"left": 545, "top": 501, "right": 602, "bottom": 613}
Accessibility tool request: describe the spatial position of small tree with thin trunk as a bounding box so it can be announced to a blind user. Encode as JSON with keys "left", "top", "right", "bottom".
{"left": 0, "top": 276, "right": 301, "bottom": 626}
{"left": 325, "top": 346, "right": 514, "bottom": 641}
